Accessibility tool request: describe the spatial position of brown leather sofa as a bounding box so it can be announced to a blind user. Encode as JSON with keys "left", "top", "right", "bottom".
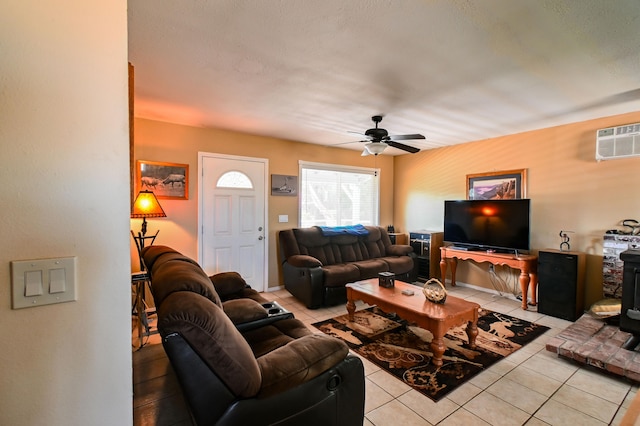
{"left": 141, "top": 245, "right": 365, "bottom": 426}
{"left": 278, "top": 225, "right": 415, "bottom": 308}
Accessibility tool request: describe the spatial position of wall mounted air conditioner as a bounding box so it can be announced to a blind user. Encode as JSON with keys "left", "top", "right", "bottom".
{"left": 596, "top": 122, "right": 640, "bottom": 161}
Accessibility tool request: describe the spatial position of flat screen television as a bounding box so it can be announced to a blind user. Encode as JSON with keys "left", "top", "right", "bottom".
{"left": 443, "top": 199, "right": 531, "bottom": 254}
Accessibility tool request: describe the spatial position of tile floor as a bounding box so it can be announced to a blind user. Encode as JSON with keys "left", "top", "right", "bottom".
{"left": 268, "top": 284, "right": 639, "bottom": 426}
{"left": 134, "top": 284, "right": 640, "bottom": 425}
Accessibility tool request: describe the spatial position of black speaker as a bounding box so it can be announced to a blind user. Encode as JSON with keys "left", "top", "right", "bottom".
{"left": 537, "top": 250, "right": 586, "bottom": 321}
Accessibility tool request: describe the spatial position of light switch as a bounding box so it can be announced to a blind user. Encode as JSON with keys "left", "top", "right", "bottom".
{"left": 24, "top": 270, "right": 43, "bottom": 296}
{"left": 11, "top": 256, "right": 77, "bottom": 309}
{"left": 49, "top": 268, "right": 66, "bottom": 293}
{"left": 278, "top": 215, "right": 289, "bottom": 223}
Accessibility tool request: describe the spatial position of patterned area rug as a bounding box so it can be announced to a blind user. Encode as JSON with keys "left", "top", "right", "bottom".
{"left": 312, "top": 306, "right": 549, "bottom": 401}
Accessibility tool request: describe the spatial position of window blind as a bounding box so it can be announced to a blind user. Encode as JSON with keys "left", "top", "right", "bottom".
{"left": 299, "top": 161, "right": 380, "bottom": 227}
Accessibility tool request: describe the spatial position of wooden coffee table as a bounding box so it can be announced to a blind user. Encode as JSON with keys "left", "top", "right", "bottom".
{"left": 346, "top": 279, "right": 479, "bottom": 367}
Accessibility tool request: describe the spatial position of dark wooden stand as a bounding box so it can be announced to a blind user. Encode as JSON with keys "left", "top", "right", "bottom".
{"left": 440, "top": 247, "right": 538, "bottom": 310}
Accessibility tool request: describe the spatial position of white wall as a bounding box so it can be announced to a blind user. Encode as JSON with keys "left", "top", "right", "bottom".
{"left": 0, "top": 1, "right": 132, "bottom": 425}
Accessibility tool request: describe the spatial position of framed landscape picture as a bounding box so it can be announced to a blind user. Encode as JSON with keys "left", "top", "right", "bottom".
{"left": 466, "top": 169, "right": 526, "bottom": 200}
{"left": 136, "top": 160, "right": 189, "bottom": 200}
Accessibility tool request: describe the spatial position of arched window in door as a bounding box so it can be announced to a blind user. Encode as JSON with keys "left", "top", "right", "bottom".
{"left": 216, "top": 171, "right": 253, "bottom": 189}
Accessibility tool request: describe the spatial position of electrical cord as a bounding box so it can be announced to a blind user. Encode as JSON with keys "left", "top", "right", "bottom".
{"left": 488, "top": 265, "right": 519, "bottom": 298}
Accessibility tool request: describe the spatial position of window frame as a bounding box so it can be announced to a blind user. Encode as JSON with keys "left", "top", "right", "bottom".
{"left": 298, "top": 160, "right": 380, "bottom": 228}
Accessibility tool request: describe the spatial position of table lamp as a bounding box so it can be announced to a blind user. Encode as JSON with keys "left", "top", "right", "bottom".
{"left": 131, "top": 190, "right": 166, "bottom": 236}
{"left": 131, "top": 190, "right": 166, "bottom": 268}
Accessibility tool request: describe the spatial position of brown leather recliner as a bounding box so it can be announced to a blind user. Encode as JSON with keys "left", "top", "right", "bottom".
{"left": 141, "top": 245, "right": 365, "bottom": 426}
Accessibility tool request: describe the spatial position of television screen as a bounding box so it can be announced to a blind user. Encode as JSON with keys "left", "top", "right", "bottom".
{"left": 443, "top": 199, "right": 531, "bottom": 253}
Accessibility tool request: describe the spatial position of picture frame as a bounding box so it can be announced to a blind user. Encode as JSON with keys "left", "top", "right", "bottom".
{"left": 271, "top": 174, "right": 298, "bottom": 196}
{"left": 466, "top": 169, "right": 527, "bottom": 200}
{"left": 136, "top": 160, "right": 189, "bottom": 200}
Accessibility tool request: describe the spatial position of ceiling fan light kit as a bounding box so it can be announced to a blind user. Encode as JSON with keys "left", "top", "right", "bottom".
{"left": 365, "top": 142, "right": 387, "bottom": 155}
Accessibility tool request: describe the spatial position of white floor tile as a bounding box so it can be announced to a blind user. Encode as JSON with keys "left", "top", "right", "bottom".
{"left": 366, "top": 399, "right": 431, "bottom": 426}
{"left": 438, "top": 408, "right": 492, "bottom": 425}
{"left": 486, "top": 376, "right": 548, "bottom": 414}
{"left": 565, "top": 368, "right": 631, "bottom": 405}
{"left": 398, "top": 389, "right": 459, "bottom": 425}
{"left": 464, "top": 392, "right": 531, "bottom": 426}
{"left": 551, "top": 384, "right": 619, "bottom": 423}
{"left": 534, "top": 399, "right": 607, "bottom": 425}
{"left": 265, "top": 287, "right": 639, "bottom": 426}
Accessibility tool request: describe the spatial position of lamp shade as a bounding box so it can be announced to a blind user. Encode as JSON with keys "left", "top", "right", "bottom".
{"left": 131, "top": 190, "right": 166, "bottom": 218}
{"left": 365, "top": 142, "right": 387, "bottom": 155}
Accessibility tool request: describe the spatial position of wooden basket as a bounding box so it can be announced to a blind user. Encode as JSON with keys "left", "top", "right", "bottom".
{"left": 422, "top": 278, "right": 447, "bottom": 304}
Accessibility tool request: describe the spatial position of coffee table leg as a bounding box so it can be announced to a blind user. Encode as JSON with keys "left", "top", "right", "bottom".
{"left": 346, "top": 299, "right": 356, "bottom": 321}
{"left": 430, "top": 336, "right": 446, "bottom": 367}
{"left": 466, "top": 321, "right": 478, "bottom": 349}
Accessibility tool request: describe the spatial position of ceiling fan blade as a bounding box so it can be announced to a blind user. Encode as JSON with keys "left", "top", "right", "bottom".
{"left": 387, "top": 141, "right": 420, "bottom": 154}
{"left": 347, "top": 131, "right": 373, "bottom": 139}
{"left": 333, "top": 139, "right": 368, "bottom": 146}
{"left": 387, "top": 133, "right": 425, "bottom": 141}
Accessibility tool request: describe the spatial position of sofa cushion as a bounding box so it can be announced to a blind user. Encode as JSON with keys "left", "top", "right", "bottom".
{"left": 321, "top": 263, "right": 361, "bottom": 287}
{"left": 142, "top": 245, "right": 200, "bottom": 274}
{"left": 209, "top": 271, "right": 248, "bottom": 297}
{"left": 158, "top": 291, "right": 262, "bottom": 398}
{"left": 381, "top": 256, "right": 414, "bottom": 275}
{"left": 222, "top": 299, "right": 269, "bottom": 325}
{"left": 256, "top": 334, "right": 349, "bottom": 398}
{"left": 242, "top": 318, "right": 310, "bottom": 357}
{"left": 151, "top": 257, "right": 222, "bottom": 308}
{"left": 352, "top": 259, "right": 389, "bottom": 279}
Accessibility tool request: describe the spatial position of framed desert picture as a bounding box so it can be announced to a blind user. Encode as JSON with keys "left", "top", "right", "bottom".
{"left": 466, "top": 169, "right": 527, "bottom": 200}
{"left": 136, "top": 160, "right": 189, "bottom": 200}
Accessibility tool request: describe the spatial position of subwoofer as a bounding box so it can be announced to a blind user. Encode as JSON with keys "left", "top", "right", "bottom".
{"left": 537, "top": 250, "right": 586, "bottom": 321}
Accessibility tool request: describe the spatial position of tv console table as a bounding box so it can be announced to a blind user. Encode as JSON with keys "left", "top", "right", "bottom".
{"left": 440, "top": 247, "right": 538, "bottom": 310}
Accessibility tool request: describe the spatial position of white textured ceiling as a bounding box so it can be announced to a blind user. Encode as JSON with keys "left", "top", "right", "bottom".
{"left": 128, "top": 0, "right": 640, "bottom": 155}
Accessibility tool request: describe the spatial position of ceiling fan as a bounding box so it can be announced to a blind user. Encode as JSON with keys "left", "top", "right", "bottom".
{"left": 348, "top": 115, "right": 424, "bottom": 156}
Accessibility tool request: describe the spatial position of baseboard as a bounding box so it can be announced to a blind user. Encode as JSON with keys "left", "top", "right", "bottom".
{"left": 446, "top": 280, "right": 522, "bottom": 302}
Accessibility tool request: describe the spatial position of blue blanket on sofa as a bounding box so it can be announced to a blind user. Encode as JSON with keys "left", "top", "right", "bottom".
{"left": 317, "top": 224, "right": 370, "bottom": 236}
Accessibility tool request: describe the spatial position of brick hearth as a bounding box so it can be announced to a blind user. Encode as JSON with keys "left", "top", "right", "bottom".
{"left": 546, "top": 313, "right": 640, "bottom": 382}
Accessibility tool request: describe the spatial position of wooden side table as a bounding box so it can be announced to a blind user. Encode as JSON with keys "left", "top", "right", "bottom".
{"left": 440, "top": 247, "right": 538, "bottom": 310}
{"left": 132, "top": 271, "right": 156, "bottom": 349}
{"left": 389, "top": 232, "right": 408, "bottom": 245}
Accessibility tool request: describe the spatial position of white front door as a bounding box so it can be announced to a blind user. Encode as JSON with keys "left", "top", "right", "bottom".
{"left": 199, "top": 153, "right": 268, "bottom": 291}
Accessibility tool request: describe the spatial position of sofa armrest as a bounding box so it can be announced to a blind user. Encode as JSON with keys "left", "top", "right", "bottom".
{"left": 282, "top": 263, "right": 325, "bottom": 309}
{"left": 222, "top": 299, "right": 269, "bottom": 325}
{"left": 386, "top": 244, "right": 413, "bottom": 256}
{"left": 257, "top": 334, "right": 349, "bottom": 397}
{"left": 287, "top": 254, "right": 323, "bottom": 268}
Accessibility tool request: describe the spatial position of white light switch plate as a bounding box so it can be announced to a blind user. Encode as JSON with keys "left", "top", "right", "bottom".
{"left": 278, "top": 215, "right": 289, "bottom": 223}
{"left": 11, "top": 257, "right": 77, "bottom": 309}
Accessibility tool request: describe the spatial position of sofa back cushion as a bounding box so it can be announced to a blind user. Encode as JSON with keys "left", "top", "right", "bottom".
{"left": 142, "top": 245, "right": 222, "bottom": 308}
{"left": 281, "top": 226, "right": 390, "bottom": 266}
{"left": 158, "top": 291, "right": 262, "bottom": 397}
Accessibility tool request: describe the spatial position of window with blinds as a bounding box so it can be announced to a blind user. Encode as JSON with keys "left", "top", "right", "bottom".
{"left": 299, "top": 161, "right": 380, "bottom": 227}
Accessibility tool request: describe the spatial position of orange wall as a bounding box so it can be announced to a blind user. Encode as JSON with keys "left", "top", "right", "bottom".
{"left": 394, "top": 111, "right": 640, "bottom": 307}
{"left": 133, "top": 118, "right": 394, "bottom": 288}
{"left": 135, "top": 111, "right": 640, "bottom": 306}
